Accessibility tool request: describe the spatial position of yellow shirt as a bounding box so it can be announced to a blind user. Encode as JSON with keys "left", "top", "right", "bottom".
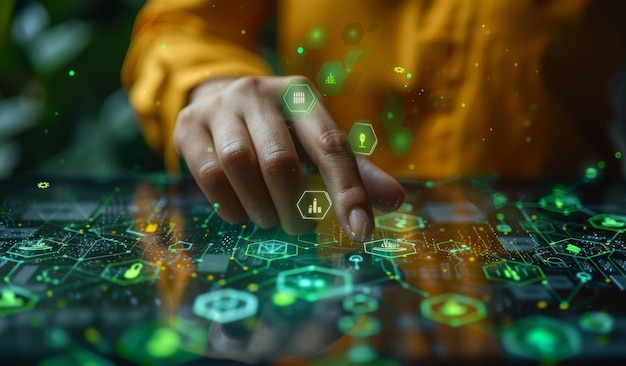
{"left": 122, "top": 0, "right": 625, "bottom": 179}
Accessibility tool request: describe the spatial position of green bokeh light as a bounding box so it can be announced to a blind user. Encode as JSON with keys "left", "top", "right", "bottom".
{"left": 297, "top": 46, "right": 304, "bottom": 54}
{"left": 146, "top": 328, "right": 180, "bottom": 359}
{"left": 68, "top": 70, "right": 75, "bottom": 77}
{"left": 273, "top": 292, "right": 296, "bottom": 307}
{"left": 585, "top": 167, "right": 597, "bottom": 180}
{"left": 390, "top": 128, "right": 413, "bottom": 156}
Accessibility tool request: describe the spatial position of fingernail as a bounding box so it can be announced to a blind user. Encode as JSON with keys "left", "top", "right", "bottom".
{"left": 348, "top": 207, "right": 373, "bottom": 241}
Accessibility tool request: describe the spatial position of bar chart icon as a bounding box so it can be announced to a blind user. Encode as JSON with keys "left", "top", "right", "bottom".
{"left": 308, "top": 198, "right": 323, "bottom": 214}
{"left": 297, "top": 191, "right": 332, "bottom": 220}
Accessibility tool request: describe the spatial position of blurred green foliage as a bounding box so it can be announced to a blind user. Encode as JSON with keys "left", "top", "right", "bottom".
{"left": 0, "top": 0, "right": 163, "bottom": 177}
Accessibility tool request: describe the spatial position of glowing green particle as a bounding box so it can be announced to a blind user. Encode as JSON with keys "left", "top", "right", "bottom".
{"left": 496, "top": 213, "right": 505, "bottom": 221}
{"left": 616, "top": 152, "right": 622, "bottom": 159}
{"left": 146, "top": 328, "right": 180, "bottom": 358}
{"left": 273, "top": 292, "right": 296, "bottom": 307}
{"left": 68, "top": 70, "right": 75, "bottom": 77}
{"left": 425, "top": 181, "right": 434, "bottom": 188}
{"left": 297, "top": 46, "right": 304, "bottom": 54}
{"left": 347, "top": 344, "right": 378, "bottom": 364}
{"left": 585, "top": 167, "right": 597, "bottom": 180}
{"left": 213, "top": 202, "right": 220, "bottom": 209}
{"left": 406, "top": 73, "right": 412, "bottom": 79}
{"left": 160, "top": 43, "right": 166, "bottom": 50}
{"left": 598, "top": 161, "right": 606, "bottom": 169}
{"left": 386, "top": 112, "right": 394, "bottom": 120}
{"left": 298, "top": 278, "right": 312, "bottom": 287}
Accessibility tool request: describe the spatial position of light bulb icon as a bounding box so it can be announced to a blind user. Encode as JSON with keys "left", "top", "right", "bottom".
{"left": 358, "top": 132, "right": 366, "bottom": 148}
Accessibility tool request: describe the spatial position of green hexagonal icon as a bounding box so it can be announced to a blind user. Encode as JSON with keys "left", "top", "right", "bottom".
{"left": 483, "top": 260, "right": 545, "bottom": 286}
{"left": 101, "top": 259, "right": 160, "bottom": 286}
{"left": 245, "top": 240, "right": 298, "bottom": 261}
{"left": 9, "top": 238, "right": 65, "bottom": 258}
{"left": 341, "top": 23, "right": 365, "bottom": 45}
{"left": 538, "top": 194, "right": 582, "bottom": 215}
{"left": 421, "top": 293, "right": 487, "bottom": 327}
{"left": 589, "top": 213, "right": 626, "bottom": 232}
{"left": 316, "top": 61, "right": 347, "bottom": 96}
{"left": 297, "top": 191, "right": 332, "bottom": 220}
{"left": 276, "top": 265, "right": 353, "bottom": 302}
{"left": 502, "top": 316, "right": 582, "bottom": 362}
{"left": 193, "top": 289, "right": 258, "bottom": 323}
{"left": 348, "top": 121, "right": 378, "bottom": 156}
{"left": 282, "top": 81, "right": 317, "bottom": 119}
{"left": 0, "top": 286, "right": 39, "bottom": 317}
{"left": 375, "top": 213, "right": 425, "bottom": 232}
{"left": 549, "top": 238, "right": 610, "bottom": 259}
{"left": 305, "top": 24, "right": 328, "bottom": 50}
{"left": 364, "top": 239, "right": 417, "bottom": 259}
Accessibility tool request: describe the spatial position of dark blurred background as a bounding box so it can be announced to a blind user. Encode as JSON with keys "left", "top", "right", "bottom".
{"left": 1, "top": 0, "right": 625, "bottom": 180}
{"left": 0, "top": 0, "right": 162, "bottom": 179}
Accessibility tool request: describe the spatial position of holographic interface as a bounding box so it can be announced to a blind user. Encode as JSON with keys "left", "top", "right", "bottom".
{"left": 0, "top": 174, "right": 625, "bottom": 364}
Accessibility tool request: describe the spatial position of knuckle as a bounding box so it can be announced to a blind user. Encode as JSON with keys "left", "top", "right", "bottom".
{"left": 196, "top": 159, "right": 224, "bottom": 186}
{"left": 262, "top": 148, "right": 298, "bottom": 173}
{"left": 220, "top": 141, "right": 256, "bottom": 174}
{"left": 318, "top": 129, "right": 348, "bottom": 157}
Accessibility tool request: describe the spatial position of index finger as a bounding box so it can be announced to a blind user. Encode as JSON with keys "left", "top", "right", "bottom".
{"left": 288, "top": 91, "right": 374, "bottom": 241}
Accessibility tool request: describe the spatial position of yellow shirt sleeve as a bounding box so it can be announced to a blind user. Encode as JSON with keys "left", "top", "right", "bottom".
{"left": 121, "top": 0, "right": 276, "bottom": 171}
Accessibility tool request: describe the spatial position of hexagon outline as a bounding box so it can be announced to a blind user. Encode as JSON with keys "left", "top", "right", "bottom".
{"left": 245, "top": 240, "right": 298, "bottom": 261}
{"left": 588, "top": 213, "right": 626, "bottom": 233}
{"left": 341, "top": 23, "right": 365, "bottom": 45}
{"left": 363, "top": 239, "right": 417, "bottom": 258}
{"left": 375, "top": 213, "right": 425, "bottom": 232}
{"left": 549, "top": 238, "right": 610, "bottom": 259}
{"left": 100, "top": 259, "right": 160, "bottom": 286}
{"left": 297, "top": 191, "right": 332, "bottom": 220}
{"left": 316, "top": 61, "right": 347, "bottom": 96}
{"left": 9, "top": 238, "right": 65, "bottom": 258}
{"left": 348, "top": 121, "right": 378, "bottom": 156}
{"left": 282, "top": 83, "right": 316, "bottom": 114}
{"left": 0, "top": 286, "right": 39, "bottom": 317}
{"left": 538, "top": 194, "right": 582, "bottom": 215}
{"left": 276, "top": 265, "right": 353, "bottom": 302}
{"left": 193, "top": 289, "right": 258, "bottom": 323}
{"left": 421, "top": 293, "right": 487, "bottom": 327}
{"left": 483, "top": 260, "right": 545, "bottom": 286}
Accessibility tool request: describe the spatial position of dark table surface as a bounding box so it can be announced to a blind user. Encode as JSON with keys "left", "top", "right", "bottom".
{"left": 1, "top": 173, "right": 625, "bottom": 365}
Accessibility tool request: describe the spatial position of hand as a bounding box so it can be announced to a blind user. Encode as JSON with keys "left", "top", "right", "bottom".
{"left": 173, "top": 76, "right": 405, "bottom": 241}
